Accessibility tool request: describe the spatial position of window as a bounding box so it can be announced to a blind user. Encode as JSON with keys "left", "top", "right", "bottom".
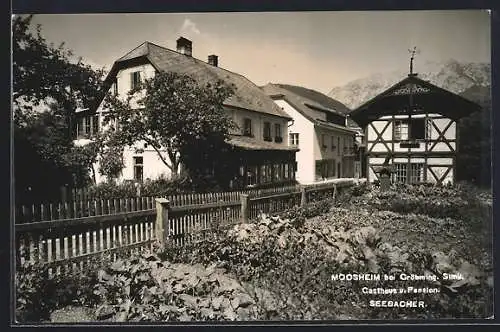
{"left": 394, "top": 120, "right": 409, "bottom": 140}
{"left": 330, "top": 160, "right": 336, "bottom": 177}
{"left": 85, "top": 116, "right": 91, "bottom": 134}
{"left": 92, "top": 115, "right": 99, "bottom": 135}
{"left": 331, "top": 136, "right": 336, "bottom": 151}
{"left": 260, "top": 164, "right": 273, "bottom": 183}
{"left": 289, "top": 133, "right": 299, "bottom": 146}
{"left": 260, "top": 165, "right": 267, "bottom": 183}
{"left": 426, "top": 118, "right": 433, "bottom": 140}
{"left": 273, "top": 164, "right": 283, "bottom": 181}
{"left": 394, "top": 119, "right": 427, "bottom": 141}
{"left": 409, "top": 163, "right": 425, "bottom": 184}
{"left": 246, "top": 166, "right": 257, "bottom": 186}
{"left": 263, "top": 122, "right": 272, "bottom": 141}
{"left": 130, "top": 71, "right": 141, "bottom": 90}
{"left": 337, "top": 137, "right": 341, "bottom": 156}
{"left": 243, "top": 118, "right": 252, "bottom": 136}
{"left": 315, "top": 160, "right": 329, "bottom": 180}
{"left": 393, "top": 163, "right": 407, "bottom": 183}
{"left": 322, "top": 134, "right": 327, "bottom": 149}
{"left": 410, "top": 119, "right": 425, "bottom": 140}
{"left": 274, "top": 123, "right": 282, "bottom": 142}
{"left": 392, "top": 163, "right": 424, "bottom": 183}
{"left": 76, "top": 115, "right": 99, "bottom": 138}
{"left": 133, "top": 156, "right": 144, "bottom": 182}
{"left": 77, "top": 117, "right": 86, "bottom": 138}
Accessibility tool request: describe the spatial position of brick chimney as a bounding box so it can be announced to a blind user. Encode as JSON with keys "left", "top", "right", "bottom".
{"left": 176, "top": 37, "right": 192, "bottom": 57}
{"left": 208, "top": 54, "right": 218, "bottom": 67}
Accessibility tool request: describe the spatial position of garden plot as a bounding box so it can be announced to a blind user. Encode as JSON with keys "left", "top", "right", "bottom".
{"left": 17, "top": 183, "right": 493, "bottom": 322}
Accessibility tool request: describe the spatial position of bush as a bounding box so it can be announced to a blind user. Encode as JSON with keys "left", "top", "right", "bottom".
{"left": 15, "top": 260, "right": 99, "bottom": 323}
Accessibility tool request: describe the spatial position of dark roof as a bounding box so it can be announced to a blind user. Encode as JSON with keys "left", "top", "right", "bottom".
{"left": 269, "top": 84, "right": 351, "bottom": 114}
{"left": 261, "top": 83, "right": 360, "bottom": 131}
{"left": 350, "top": 74, "right": 482, "bottom": 127}
{"left": 227, "top": 135, "right": 299, "bottom": 151}
{"left": 102, "top": 41, "right": 291, "bottom": 120}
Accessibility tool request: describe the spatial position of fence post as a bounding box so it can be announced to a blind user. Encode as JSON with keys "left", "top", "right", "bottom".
{"left": 332, "top": 184, "right": 338, "bottom": 201}
{"left": 241, "top": 194, "right": 249, "bottom": 223}
{"left": 155, "top": 198, "right": 170, "bottom": 247}
{"left": 300, "top": 186, "right": 307, "bottom": 207}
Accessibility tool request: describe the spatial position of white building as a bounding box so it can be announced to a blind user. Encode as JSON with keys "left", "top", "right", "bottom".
{"left": 261, "top": 84, "right": 360, "bottom": 184}
{"left": 74, "top": 37, "right": 298, "bottom": 188}
{"left": 349, "top": 73, "right": 481, "bottom": 185}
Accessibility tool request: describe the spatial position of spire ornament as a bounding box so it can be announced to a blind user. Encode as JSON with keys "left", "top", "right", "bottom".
{"left": 408, "top": 46, "right": 420, "bottom": 76}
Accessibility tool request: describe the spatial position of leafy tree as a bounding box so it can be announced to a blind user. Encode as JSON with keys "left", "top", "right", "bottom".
{"left": 97, "top": 133, "right": 125, "bottom": 183}
{"left": 457, "top": 85, "right": 491, "bottom": 188}
{"left": 13, "top": 15, "right": 105, "bottom": 202}
{"left": 14, "top": 104, "right": 100, "bottom": 203}
{"left": 102, "top": 71, "right": 236, "bottom": 181}
{"left": 13, "top": 15, "right": 105, "bottom": 132}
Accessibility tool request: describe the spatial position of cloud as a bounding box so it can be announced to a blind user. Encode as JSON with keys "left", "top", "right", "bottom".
{"left": 179, "top": 18, "right": 201, "bottom": 36}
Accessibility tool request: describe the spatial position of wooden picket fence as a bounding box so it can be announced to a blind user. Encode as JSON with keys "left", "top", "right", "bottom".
{"left": 15, "top": 184, "right": 304, "bottom": 224}
{"left": 15, "top": 179, "right": 363, "bottom": 275}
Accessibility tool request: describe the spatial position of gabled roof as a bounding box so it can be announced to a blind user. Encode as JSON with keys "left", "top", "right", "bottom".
{"left": 349, "top": 74, "right": 482, "bottom": 126}
{"left": 101, "top": 41, "right": 291, "bottom": 120}
{"left": 260, "top": 83, "right": 359, "bottom": 131}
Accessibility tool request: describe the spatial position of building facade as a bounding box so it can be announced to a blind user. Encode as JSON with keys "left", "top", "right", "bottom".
{"left": 261, "top": 84, "right": 360, "bottom": 184}
{"left": 349, "top": 73, "right": 481, "bottom": 185}
{"left": 74, "top": 37, "right": 298, "bottom": 189}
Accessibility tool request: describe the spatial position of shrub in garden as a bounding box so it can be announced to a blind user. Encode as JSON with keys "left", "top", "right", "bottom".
{"left": 15, "top": 260, "right": 99, "bottom": 323}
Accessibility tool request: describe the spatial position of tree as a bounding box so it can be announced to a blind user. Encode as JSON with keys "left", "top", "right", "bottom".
{"left": 13, "top": 15, "right": 105, "bottom": 202}
{"left": 457, "top": 85, "right": 491, "bottom": 187}
{"left": 97, "top": 131, "right": 125, "bottom": 183}
{"left": 13, "top": 15, "right": 105, "bottom": 131}
{"left": 14, "top": 104, "right": 100, "bottom": 203}
{"left": 102, "top": 71, "right": 236, "bottom": 180}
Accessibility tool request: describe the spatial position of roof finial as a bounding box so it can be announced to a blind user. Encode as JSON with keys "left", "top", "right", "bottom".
{"left": 408, "top": 46, "right": 420, "bottom": 76}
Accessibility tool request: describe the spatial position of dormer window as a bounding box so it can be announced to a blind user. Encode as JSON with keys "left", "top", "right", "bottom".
{"left": 243, "top": 118, "right": 252, "bottom": 136}
{"left": 130, "top": 71, "right": 141, "bottom": 90}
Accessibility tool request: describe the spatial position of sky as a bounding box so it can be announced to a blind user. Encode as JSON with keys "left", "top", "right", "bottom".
{"left": 25, "top": 10, "right": 491, "bottom": 94}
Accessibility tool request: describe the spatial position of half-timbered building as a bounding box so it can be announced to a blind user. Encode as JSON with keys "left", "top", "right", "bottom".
{"left": 349, "top": 70, "right": 481, "bottom": 185}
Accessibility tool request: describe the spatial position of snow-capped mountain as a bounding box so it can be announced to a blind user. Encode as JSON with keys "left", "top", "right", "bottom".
{"left": 328, "top": 59, "right": 491, "bottom": 109}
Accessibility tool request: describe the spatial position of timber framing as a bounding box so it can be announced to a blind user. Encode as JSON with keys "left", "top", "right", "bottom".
{"left": 349, "top": 74, "right": 481, "bottom": 127}
{"left": 353, "top": 73, "right": 481, "bottom": 185}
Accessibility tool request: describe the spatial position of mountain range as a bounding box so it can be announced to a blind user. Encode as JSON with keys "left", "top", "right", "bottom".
{"left": 327, "top": 59, "right": 491, "bottom": 109}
